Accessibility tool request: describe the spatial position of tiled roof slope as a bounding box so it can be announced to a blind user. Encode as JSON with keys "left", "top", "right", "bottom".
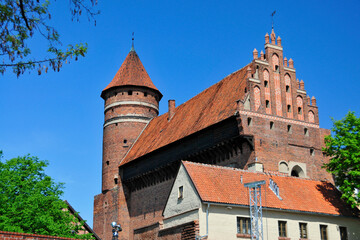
{"left": 183, "top": 161, "right": 357, "bottom": 217}
{"left": 120, "top": 65, "right": 249, "bottom": 166}
{"left": 102, "top": 50, "right": 161, "bottom": 97}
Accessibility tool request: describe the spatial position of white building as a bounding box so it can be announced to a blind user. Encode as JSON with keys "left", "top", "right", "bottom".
{"left": 162, "top": 161, "right": 360, "bottom": 240}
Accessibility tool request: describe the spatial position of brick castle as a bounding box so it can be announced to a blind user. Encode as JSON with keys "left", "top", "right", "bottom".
{"left": 93, "top": 30, "right": 333, "bottom": 239}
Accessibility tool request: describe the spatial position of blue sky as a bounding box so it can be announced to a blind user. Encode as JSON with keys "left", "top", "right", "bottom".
{"left": 1, "top": 0, "right": 359, "bottom": 228}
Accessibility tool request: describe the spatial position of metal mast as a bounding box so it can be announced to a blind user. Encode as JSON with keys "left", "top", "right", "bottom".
{"left": 244, "top": 180, "right": 266, "bottom": 240}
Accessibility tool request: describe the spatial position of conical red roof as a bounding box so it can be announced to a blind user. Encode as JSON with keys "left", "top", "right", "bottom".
{"left": 102, "top": 50, "right": 161, "bottom": 98}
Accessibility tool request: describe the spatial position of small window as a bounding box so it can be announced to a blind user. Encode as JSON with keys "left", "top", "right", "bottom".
{"left": 264, "top": 80, "right": 268, "bottom": 88}
{"left": 275, "top": 65, "right": 279, "bottom": 73}
{"left": 244, "top": 88, "right": 247, "bottom": 93}
{"left": 310, "top": 148, "right": 315, "bottom": 156}
{"left": 122, "top": 92, "right": 124, "bottom": 95}
{"left": 340, "top": 226, "right": 348, "bottom": 240}
{"left": 299, "top": 223, "right": 307, "bottom": 239}
{"left": 320, "top": 225, "right": 328, "bottom": 240}
{"left": 115, "top": 123, "right": 118, "bottom": 126}
{"left": 304, "top": 128, "right": 309, "bottom": 136}
{"left": 178, "top": 186, "right": 184, "bottom": 199}
{"left": 286, "top": 85, "right": 290, "bottom": 92}
{"left": 270, "top": 121, "right": 274, "bottom": 130}
{"left": 287, "top": 105, "right": 291, "bottom": 113}
{"left": 247, "top": 117, "right": 252, "bottom": 126}
{"left": 128, "top": 90, "right": 133, "bottom": 95}
{"left": 114, "top": 178, "right": 118, "bottom": 185}
{"left": 278, "top": 221, "right": 287, "bottom": 237}
{"left": 144, "top": 92, "right": 148, "bottom": 97}
{"left": 123, "top": 139, "right": 127, "bottom": 144}
{"left": 287, "top": 125, "right": 292, "bottom": 133}
{"left": 237, "top": 217, "right": 250, "bottom": 235}
{"left": 106, "top": 161, "right": 109, "bottom": 166}
{"left": 266, "top": 100, "right": 270, "bottom": 108}
{"left": 298, "top": 107, "right": 302, "bottom": 115}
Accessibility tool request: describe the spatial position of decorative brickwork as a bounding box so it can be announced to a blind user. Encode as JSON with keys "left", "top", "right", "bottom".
{"left": 0, "top": 231, "right": 77, "bottom": 240}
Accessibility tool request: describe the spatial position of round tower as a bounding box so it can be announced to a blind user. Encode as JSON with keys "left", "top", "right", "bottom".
{"left": 100, "top": 48, "right": 162, "bottom": 192}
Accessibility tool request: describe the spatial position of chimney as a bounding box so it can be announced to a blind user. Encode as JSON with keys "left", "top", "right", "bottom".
{"left": 168, "top": 99, "right": 175, "bottom": 120}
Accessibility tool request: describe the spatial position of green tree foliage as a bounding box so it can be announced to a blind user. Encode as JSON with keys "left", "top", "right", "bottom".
{"left": 0, "top": 0, "right": 99, "bottom": 76}
{"left": 323, "top": 112, "right": 360, "bottom": 208}
{"left": 0, "top": 152, "right": 93, "bottom": 239}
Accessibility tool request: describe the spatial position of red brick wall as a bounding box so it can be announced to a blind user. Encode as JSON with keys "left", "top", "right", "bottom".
{"left": 133, "top": 220, "right": 199, "bottom": 240}
{"left": 0, "top": 231, "right": 77, "bottom": 240}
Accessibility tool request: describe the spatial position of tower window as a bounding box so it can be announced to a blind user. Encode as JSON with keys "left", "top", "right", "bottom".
{"left": 298, "top": 107, "right": 302, "bottom": 115}
{"left": 287, "top": 125, "right": 292, "bottom": 133}
{"left": 270, "top": 121, "right": 274, "bottom": 130}
{"left": 106, "top": 161, "right": 109, "bottom": 166}
{"left": 128, "top": 90, "right": 133, "bottom": 95}
{"left": 264, "top": 80, "right": 268, "bottom": 87}
{"left": 310, "top": 148, "right": 315, "bottom": 156}
{"left": 287, "top": 105, "right": 291, "bottom": 113}
{"left": 286, "top": 85, "right": 290, "bottom": 92}
{"left": 114, "top": 178, "right": 118, "bottom": 185}
{"left": 244, "top": 87, "right": 247, "bottom": 93}
{"left": 144, "top": 92, "right": 148, "bottom": 97}
{"left": 123, "top": 139, "right": 127, "bottom": 144}
{"left": 304, "top": 128, "right": 309, "bottom": 136}
{"left": 275, "top": 65, "right": 279, "bottom": 73}
{"left": 266, "top": 100, "right": 270, "bottom": 108}
{"left": 247, "top": 117, "right": 252, "bottom": 126}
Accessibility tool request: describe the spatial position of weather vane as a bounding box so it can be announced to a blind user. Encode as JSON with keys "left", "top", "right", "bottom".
{"left": 271, "top": 10, "right": 276, "bottom": 30}
{"left": 132, "top": 32, "right": 134, "bottom": 49}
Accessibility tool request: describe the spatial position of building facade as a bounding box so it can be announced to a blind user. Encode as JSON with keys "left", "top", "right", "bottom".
{"left": 93, "top": 30, "right": 353, "bottom": 240}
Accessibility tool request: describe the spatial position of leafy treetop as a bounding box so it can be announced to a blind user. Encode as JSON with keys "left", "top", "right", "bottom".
{"left": 0, "top": 0, "right": 99, "bottom": 77}
{"left": 323, "top": 111, "right": 360, "bottom": 208}
{"left": 0, "top": 152, "right": 93, "bottom": 239}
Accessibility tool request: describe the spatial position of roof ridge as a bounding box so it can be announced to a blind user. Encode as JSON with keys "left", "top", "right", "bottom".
{"left": 182, "top": 161, "right": 330, "bottom": 183}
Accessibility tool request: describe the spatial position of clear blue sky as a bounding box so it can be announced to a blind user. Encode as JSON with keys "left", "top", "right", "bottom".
{"left": 1, "top": 0, "right": 359, "bottom": 228}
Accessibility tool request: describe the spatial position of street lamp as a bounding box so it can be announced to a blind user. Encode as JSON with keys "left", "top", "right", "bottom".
{"left": 111, "top": 222, "right": 122, "bottom": 240}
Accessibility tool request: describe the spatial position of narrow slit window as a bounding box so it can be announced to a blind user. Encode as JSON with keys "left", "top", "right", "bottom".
{"left": 286, "top": 85, "right": 290, "bottom": 92}
{"left": 310, "top": 148, "right": 315, "bottom": 156}
{"left": 247, "top": 117, "right": 252, "bottom": 126}
{"left": 266, "top": 100, "right": 270, "bottom": 108}
{"left": 114, "top": 178, "right": 118, "bottom": 185}
{"left": 287, "top": 125, "right": 292, "bottom": 133}
{"left": 178, "top": 186, "right": 184, "bottom": 199}
{"left": 298, "top": 107, "right": 302, "bottom": 115}
{"left": 264, "top": 80, "right": 268, "bottom": 88}
{"left": 304, "top": 128, "right": 309, "bottom": 136}
{"left": 270, "top": 121, "right": 274, "bottom": 130}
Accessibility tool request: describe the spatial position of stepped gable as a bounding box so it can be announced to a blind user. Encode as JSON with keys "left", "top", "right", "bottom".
{"left": 120, "top": 65, "right": 249, "bottom": 166}
{"left": 182, "top": 161, "right": 357, "bottom": 217}
{"left": 101, "top": 50, "right": 161, "bottom": 98}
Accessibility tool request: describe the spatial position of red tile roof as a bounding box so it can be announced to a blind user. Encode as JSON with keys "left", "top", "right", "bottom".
{"left": 182, "top": 161, "right": 357, "bottom": 217}
{"left": 120, "top": 65, "right": 249, "bottom": 166}
{"left": 102, "top": 50, "right": 161, "bottom": 97}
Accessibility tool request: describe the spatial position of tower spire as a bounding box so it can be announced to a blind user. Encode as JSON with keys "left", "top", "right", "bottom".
{"left": 271, "top": 10, "right": 276, "bottom": 30}
{"left": 130, "top": 32, "right": 135, "bottom": 52}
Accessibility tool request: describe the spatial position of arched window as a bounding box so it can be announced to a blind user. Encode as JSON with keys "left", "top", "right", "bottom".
{"left": 263, "top": 69, "right": 271, "bottom": 114}
{"left": 279, "top": 161, "right": 288, "bottom": 173}
{"left": 291, "top": 165, "right": 305, "bottom": 178}
{"left": 296, "top": 96, "right": 304, "bottom": 120}
{"left": 254, "top": 86, "right": 261, "bottom": 111}
{"left": 272, "top": 54, "right": 280, "bottom": 72}
{"left": 308, "top": 110, "right": 315, "bottom": 123}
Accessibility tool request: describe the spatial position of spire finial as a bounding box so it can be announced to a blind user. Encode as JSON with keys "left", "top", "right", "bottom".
{"left": 271, "top": 10, "right": 276, "bottom": 30}
{"left": 130, "top": 32, "right": 135, "bottom": 52}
